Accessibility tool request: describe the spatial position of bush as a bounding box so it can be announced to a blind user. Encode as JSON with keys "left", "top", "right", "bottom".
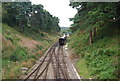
{"left": 86, "top": 49, "right": 117, "bottom": 79}
{"left": 10, "top": 47, "right": 29, "bottom": 62}
{"left": 5, "top": 34, "right": 14, "bottom": 43}
{"left": 5, "top": 34, "right": 20, "bottom": 44}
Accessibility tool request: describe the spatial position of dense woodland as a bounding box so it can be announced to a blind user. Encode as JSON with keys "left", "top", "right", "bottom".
{"left": 2, "top": 2, "right": 60, "bottom": 33}
{"left": 69, "top": 2, "right": 120, "bottom": 31}
{"left": 68, "top": 2, "right": 120, "bottom": 79}
{"left": 69, "top": 2, "right": 120, "bottom": 43}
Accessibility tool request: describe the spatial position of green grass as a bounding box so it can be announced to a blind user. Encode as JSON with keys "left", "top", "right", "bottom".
{"left": 68, "top": 27, "right": 118, "bottom": 79}
{"left": 9, "top": 46, "right": 29, "bottom": 62}
{"left": 76, "top": 59, "right": 92, "bottom": 78}
{"left": 2, "top": 24, "right": 59, "bottom": 79}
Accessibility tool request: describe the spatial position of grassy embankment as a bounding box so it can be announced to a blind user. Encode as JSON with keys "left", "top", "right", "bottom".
{"left": 2, "top": 24, "right": 59, "bottom": 79}
{"left": 68, "top": 27, "right": 118, "bottom": 79}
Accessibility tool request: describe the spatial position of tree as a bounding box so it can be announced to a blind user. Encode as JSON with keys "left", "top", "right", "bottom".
{"left": 2, "top": 2, "right": 60, "bottom": 33}
{"left": 69, "top": 2, "right": 120, "bottom": 44}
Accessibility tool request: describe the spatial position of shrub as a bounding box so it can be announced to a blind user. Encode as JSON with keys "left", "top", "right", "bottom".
{"left": 10, "top": 47, "right": 29, "bottom": 62}
{"left": 5, "top": 34, "right": 20, "bottom": 44}
{"left": 86, "top": 49, "right": 117, "bottom": 79}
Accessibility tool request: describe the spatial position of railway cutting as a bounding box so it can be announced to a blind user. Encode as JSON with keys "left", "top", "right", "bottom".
{"left": 21, "top": 42, "right": 81, "bottom": 81}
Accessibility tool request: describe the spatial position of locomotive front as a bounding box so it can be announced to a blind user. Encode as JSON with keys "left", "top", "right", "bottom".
{"left": 59, "top": 37, "right": 65, "bottom": 45}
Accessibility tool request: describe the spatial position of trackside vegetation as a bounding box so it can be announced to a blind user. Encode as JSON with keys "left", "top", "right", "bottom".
{"left": 2, "top": 2, "right": 60, "bottom": 79}
{"left": 68, "top": 2, "right": 119, "bottom": 79}
{"left": 2, "top": 23, "right": 58, "bottom": 79}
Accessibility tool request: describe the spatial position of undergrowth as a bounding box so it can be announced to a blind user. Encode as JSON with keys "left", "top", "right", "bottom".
{"left": 69, "top": 27, "right": 118, "bottom": 79}
{"left": 2, "top": 24, "right": 58, "bottom": 79}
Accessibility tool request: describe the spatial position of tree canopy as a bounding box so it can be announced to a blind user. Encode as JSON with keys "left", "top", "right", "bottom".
{"left": 2, "top": 2, "right": 60, "bottom": 33}
{"left": 69, "top": 2, "right": 120, "bottom": 32}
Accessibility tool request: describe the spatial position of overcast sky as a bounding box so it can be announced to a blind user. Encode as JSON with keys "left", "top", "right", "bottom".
{"left": 30, "top": 0, "right": 77, "bottom": 27}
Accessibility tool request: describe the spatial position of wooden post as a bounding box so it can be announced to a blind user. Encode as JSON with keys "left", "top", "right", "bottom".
{"left": 90, "top": 30, "right": 93, "bottom": 45}
{"left": 93, "top": 28, "right": 96, "bottom": 38}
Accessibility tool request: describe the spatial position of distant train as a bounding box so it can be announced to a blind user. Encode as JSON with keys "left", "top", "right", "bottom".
{"left": 59, "top": 37, "right": 65, "bottom": 45}
{"left": 59, "top": 35, "right": 67, "bottom": 45}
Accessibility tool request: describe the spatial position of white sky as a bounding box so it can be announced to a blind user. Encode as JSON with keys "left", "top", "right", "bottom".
{"left": 30, "top": 0, "right": 77, "bottom": 27}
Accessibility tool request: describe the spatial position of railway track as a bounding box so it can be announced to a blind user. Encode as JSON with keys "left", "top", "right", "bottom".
{"left": 22, "top": 42, "right": 80, "bottom": 81}
{"left": 52, "top": 45, "right": 70, "bottom": 80}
